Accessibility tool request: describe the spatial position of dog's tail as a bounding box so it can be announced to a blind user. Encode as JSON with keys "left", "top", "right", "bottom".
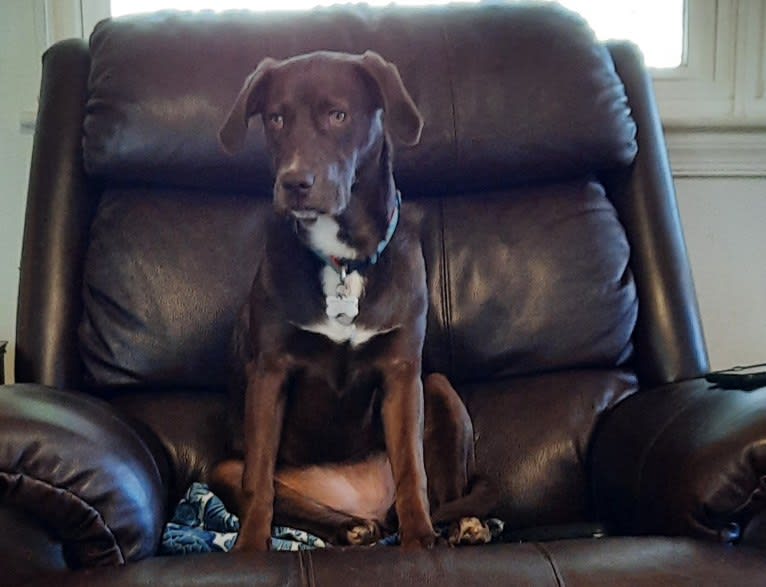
{"left": 430, "top": 476, "right": 499, "bottom": 526}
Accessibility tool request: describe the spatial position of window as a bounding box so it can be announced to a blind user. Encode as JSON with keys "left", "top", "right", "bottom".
{"left": 73, "top": 0, "right": 766, "bottom": 134}
{"left": 107, "top": 0, "right": 684, "bottom": 69}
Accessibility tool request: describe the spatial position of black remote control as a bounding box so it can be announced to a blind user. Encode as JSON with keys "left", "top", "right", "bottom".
{"left": 706, "top": 364, "right": 766, "bottom": 391}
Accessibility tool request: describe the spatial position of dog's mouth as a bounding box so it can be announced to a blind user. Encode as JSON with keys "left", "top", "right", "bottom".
{"left": 289, "top": 208, "right": 321, "bottom": 224}
{"left": 275, "top": 183, "right": 350, "bottom": 223}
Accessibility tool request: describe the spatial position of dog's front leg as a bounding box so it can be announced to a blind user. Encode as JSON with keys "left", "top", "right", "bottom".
{"left": 235, "top": 355, "right": 289, "bottom": 552}
{"left": 382, "top": 359, "right": 436, "bottom": 549}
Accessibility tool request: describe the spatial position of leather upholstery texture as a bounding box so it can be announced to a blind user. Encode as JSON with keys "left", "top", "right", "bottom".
{"left": 17, "top": 539, "right": 766, "bottom": 587}
{"left": 4, "top": 3, "right": 766, "bottom": 586}
{"left": 78, "top": 179, "right": 637, "bottom": 388}
{"left": 0, "top": 386, "right": 165, "bottom": 569}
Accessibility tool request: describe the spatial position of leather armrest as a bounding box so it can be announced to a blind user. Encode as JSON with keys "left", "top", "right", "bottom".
{"left": 0, "top": 384, "right": 166, "bottom": 569}
{"left": 591, "top": 378, "right": 766, "bottom": 546}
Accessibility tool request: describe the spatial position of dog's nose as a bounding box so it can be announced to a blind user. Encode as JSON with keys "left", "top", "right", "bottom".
{"left": 280, "top": 170, "right": 316, "bottom": 196}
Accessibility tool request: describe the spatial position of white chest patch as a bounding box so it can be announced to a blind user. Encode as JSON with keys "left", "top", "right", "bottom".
{"left": 303, "top": 319, "right": 387, "bottom": 347}
{"left": 295, "top": 215, "right": 396, "bottom": 346}
{"left": 305, "top": 216, "right": 358, "bottom": 260}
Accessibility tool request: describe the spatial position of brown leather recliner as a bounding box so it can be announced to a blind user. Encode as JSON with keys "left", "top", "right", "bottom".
{"left": 3, "top": 4, "right": 766, "bottom": 586}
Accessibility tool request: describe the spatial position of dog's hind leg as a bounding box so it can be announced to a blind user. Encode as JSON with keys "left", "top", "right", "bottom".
{"left": 423, "top": 373, "right": 498, "bottom": 545}
{"left": 273, "top": 479, "right": 383, "bottom": 546}
{"left": 423, "top": 373, "right": 476, "bottom": 515}
{"left": 209, "top": 459, "right": 382, "bottom": 546}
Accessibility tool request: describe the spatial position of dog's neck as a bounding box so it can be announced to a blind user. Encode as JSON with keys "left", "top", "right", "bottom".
{"left": 297, "top": 137, "right": 400, "bottom": 268}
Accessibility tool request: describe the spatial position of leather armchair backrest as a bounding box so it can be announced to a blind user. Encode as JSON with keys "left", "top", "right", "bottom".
{"left": 83, "top": 4, "right": 636, "bottom": 194}
{"left": 18, "top": 3, "right": 709, "bottom": 391}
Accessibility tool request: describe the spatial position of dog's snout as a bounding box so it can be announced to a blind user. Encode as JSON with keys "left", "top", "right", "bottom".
{"left": 280, "top": 170, "right": 316, "bottom": 196}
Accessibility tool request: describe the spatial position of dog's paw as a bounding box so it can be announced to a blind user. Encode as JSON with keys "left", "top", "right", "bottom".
{"left": 345, "top": 519, "right": 381, "bottom": 546}
{"left": 448, "top": 517, "right": 492, "bottom": 546}
{"left": 400, "top": 529, "right": 437, "bottom": 550}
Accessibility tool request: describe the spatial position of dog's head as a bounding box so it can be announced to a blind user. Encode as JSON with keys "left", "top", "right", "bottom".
{"left": 219, "top": 51, "right": 422, "bottom": 219}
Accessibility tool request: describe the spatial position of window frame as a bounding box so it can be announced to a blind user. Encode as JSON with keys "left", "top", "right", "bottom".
{"left": 652, "top": 0, "right": 766, "bottom": 128}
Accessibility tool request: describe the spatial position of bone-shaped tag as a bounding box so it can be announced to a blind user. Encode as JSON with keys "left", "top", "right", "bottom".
{"left": 326, "top": 295, "right": 359, "bottom": 323}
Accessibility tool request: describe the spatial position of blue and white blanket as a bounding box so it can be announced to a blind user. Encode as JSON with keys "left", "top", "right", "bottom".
{"left": 160, "top": 482, "right": 328, "bottom": 554}
{"left": 160, "top": 482, "right": 501, "bottom": 554}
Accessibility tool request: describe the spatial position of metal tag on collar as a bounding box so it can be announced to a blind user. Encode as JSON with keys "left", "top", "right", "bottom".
{"left": 326, "top": 263, "right": 359, "bottom": 324}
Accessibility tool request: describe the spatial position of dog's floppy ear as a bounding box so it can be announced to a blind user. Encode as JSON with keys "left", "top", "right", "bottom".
{"left": 359, "top": 51, "right": 423, "bottom": 147}
{"left": 218, "top": 57, "right": 278, "bottom": 154}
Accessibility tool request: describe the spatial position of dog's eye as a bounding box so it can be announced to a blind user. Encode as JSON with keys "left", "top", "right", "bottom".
{"left": 267, "top": 113, "right": 284, "bottom": 129}
{"left": 329, "top": 110, "right": 347, "bottom": 126}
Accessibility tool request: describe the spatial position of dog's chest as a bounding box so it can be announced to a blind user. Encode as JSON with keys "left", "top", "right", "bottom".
{"left": 300, "top": 266, "right": 389, "bottom": 346}
{"left": 294, "top": 217, "right": 395, "bottom": 347}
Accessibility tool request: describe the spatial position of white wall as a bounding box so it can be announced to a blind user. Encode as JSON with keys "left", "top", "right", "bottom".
{"left": 676, "top": 178, "right": 766, "bottom": 371}
{"left": 0, "top": 2, "right": 764, "bottom": 382}
{"left": 0, "top": 2, "right": 42, "bottom": 383}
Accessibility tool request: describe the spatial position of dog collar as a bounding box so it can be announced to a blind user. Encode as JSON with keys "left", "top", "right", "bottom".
{"left": 311, "top": 190, "right": 401, "bottom": 278}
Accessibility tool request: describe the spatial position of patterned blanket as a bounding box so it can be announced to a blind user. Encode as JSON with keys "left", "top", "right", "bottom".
{"left": 160, "top": 482, "right": 502, "bottom": 554}
{"left": 160, "top": 483, "right": 327, "bottom": 553}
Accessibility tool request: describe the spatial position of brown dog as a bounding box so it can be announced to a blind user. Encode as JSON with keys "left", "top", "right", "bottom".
{"left": 213, "top": 51, "right": 494, "bottom": 552}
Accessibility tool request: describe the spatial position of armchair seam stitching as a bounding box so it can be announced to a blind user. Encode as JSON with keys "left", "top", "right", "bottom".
{"left": 298, "top": 549, "right": 317, "bottom": 587}
{"left": 532, "top": 542, "right": 565, "bottom": 587}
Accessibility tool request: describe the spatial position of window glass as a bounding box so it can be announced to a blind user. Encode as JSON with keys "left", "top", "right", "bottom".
{"left": 110, "top": 0, "right": 684, "bottom": 68}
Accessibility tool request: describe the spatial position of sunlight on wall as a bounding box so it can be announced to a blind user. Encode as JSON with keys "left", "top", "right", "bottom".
{"left": 110, "top": 0, "right": 684, "bottom": 68}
